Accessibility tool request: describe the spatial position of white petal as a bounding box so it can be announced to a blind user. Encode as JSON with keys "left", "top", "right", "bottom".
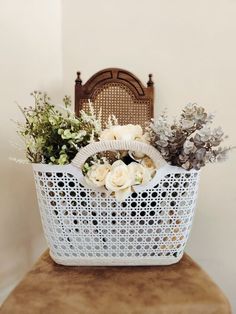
{"left": 115, "top": 186, "right": 132, "bottom": 201}
{"left": 111, "top": 160, "right": 126, "bottom": 169}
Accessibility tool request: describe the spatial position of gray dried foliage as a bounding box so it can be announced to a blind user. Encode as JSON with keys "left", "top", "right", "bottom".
{"left": 148, "top": 104, "right": 233, "bottom": 170}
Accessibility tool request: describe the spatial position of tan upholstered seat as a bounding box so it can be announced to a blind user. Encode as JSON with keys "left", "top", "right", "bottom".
{"left": 0, "top": 250, "right": 231, "bottom": 314}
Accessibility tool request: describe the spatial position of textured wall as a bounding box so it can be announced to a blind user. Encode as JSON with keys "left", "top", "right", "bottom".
{"left": 0, "top": 0, "right": 63, "bottom": 304}
{"left": 1, "top": 0, "right": 236, "bottom": 311}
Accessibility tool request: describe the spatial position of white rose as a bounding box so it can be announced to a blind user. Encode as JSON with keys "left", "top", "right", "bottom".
{"left": 128, "top": 162, "right": 152, "bottom": 185}
{"left": 113, "top": 124, "right": 143, "bottom": 140}
{"left": 128, "top": 132, "right": 151, "bottom": 159}
{"left": 85, "top": 163, "right": 111, "bottom": 187}
{"left": 100, "top": 124, "right": 143, "bottom": 141}
{"left": 141, "top": 156, "right": 157, "bottom": 176}
{"left": 128, "top": 150, "right": 143, "bottom": 161}
{"left": 114, "top": 186, "right": 132, "bottom": 202}
{"left": 105, "top": 160, "right": 132, "bottom": 201}
{"left": 100, "top": 128, "right": 116, "bottom": 140}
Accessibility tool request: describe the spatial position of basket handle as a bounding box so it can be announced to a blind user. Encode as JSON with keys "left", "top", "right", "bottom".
{"left": 71, "top": 140, "right": 167, "bottom": 170}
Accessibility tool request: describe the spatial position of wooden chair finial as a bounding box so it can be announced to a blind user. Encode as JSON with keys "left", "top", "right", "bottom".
{"left": 147, "top": 74, "right": 154, "bottom": 87}
{"left": 75, "top": 68, "right": 154, "bottom": 125}
{"left": 75, "top": 71, "right": 82, "bottom": 85}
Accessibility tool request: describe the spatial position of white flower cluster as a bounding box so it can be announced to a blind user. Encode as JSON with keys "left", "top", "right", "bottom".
{"left": 85, "top": 158, "right": 155, "bottom": 201}
{"left": 84, "top": 125, "right": 156, "bottom": 201}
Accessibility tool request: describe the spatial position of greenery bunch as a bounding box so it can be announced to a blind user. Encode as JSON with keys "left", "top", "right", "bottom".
{"left": 17, "top": 91, "right": 101, "bottom": 164}
{"left": 16, "top": 93, "right": 233, "bottom": 171}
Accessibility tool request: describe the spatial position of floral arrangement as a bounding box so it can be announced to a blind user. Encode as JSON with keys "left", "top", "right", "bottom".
{"left": 15, "top": 92, "right": 233, "bottom": 200}
{"left": 83, "top": 125, "right": 155, "bottom": 201}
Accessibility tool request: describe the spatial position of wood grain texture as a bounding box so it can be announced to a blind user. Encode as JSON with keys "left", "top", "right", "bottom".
{"left": 0, "top": 251, "right": 231, "bottom": 314}
{"left": 75, "top": 68, "right": 154, "bottom": 127}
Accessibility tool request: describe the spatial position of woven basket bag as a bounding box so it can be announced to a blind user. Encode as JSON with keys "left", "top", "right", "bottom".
{"left": 33, "top": 140, "right": 200, "bottom": 266}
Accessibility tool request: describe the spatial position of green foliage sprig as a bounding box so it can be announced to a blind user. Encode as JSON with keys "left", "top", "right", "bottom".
{"left": 17, "top": 91, "right": 101, "bottom": 165}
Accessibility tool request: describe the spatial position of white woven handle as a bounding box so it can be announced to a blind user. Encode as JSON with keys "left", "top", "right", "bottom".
{"left": 72, "top": 140, "right": 167, "bottom": 170}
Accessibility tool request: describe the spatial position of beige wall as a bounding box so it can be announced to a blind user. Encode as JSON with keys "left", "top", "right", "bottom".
{"left": 1, "top": 0, "right": 236, "bottom": 311}
{"left": 61, "top": 0, "right": 236, "bottom": 311}
{"left": 0, "top": 0, "right": 62, "bottom": 303}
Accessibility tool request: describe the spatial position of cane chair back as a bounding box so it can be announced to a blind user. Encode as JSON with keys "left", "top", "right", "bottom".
{"left": 75, "top": 68, "right": 154, "bottom": 127}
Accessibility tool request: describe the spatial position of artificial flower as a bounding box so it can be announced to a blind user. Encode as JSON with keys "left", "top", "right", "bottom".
{"left": 128, "top": 162, "right": 151, "bottom": 185}
{"left": 85, "top": 163, "right": 111, "bottom": 187}
{"left": 100, "top": 124, "right": 143, "bottom": 141}
{"left": 105, "top": 160, "right": 132, "bottom": 201}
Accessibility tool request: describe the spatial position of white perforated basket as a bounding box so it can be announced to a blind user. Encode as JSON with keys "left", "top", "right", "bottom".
{"left": 33, "top": 140, "right": 200, "bottom": 266}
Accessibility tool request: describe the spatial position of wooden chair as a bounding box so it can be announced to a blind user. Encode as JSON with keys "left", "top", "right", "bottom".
{"left": 75, "top": 68, "right": 154, "bottom": 127}
{"left": 0, "top": 71, "right": 231, "bottom": 313}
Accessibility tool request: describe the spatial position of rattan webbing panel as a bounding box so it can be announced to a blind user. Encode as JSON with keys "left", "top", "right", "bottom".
{"left": 75, "top": 68, "right": 154, "bottom": 127}
{"left": 79, "top": 83, "right": 152, "bottom": 127}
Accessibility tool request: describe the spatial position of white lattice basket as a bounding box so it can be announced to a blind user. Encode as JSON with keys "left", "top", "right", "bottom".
{"left": 33, "top": 140, "right": 200, "bottom": 266}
